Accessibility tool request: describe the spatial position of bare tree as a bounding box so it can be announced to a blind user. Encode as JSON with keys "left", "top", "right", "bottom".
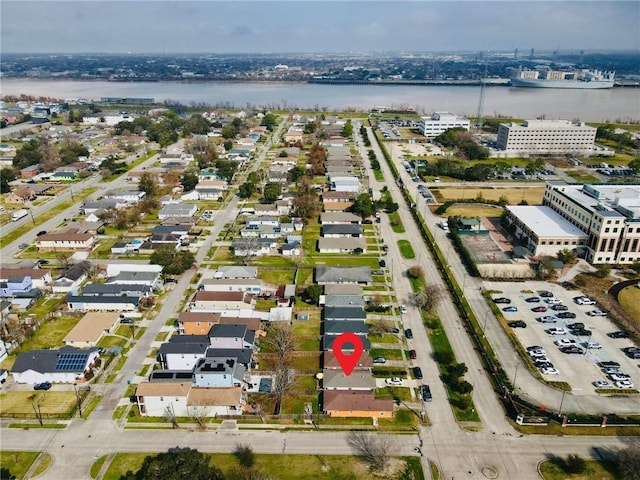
{"left": 263, "top": 323, "right": 297, "bottom": 414}
{"left": 617, "top": 446, "right": 640, "bottom": 480}
{"left": 412, "top": 284, "right": 446, "bottom": 312}
{"left": 368, "top": 318, "right": 394, "bottom": 336}
{"left": 164, "top": 403, "right": 179, "bottom": 429}
{"left": 269, "top": 367, "right": 294, "bottom": 415}
{"left": 188, "top": 406, "right": 210, "bottom": 431}
{"left": 55, "top": 252, "right": 73, "bottom": 271}
{"left": 347, "top": 432, "right": 398, "bottom": 471}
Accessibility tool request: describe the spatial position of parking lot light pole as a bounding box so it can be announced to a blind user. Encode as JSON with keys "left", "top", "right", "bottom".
{"left": 483, "top": 311, "right": 490, "bottom": 337}
{"left": 513, "top": 363, "right": 520, "bottom": 391}
{"left": 558, "top": 389, "right": 567, "bottom": 415}
{"left": 584, "top": 329, "right": 593, "bottom": 356}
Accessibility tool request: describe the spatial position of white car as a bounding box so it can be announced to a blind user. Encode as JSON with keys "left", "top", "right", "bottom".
{"left": 540, "top": 367, "right": 559, "bottom": 375}
{"left": 586, "top": 309, "right": 607, "bottom": 317}
{"left": 545, "top": 327, "right": 568, "bottom": 335}
{"left": 616, "top": 380, "right": 635, "bottom": 389}
{"left": 593, "top": 380, "right": 613, "bottom": 388}
{"left": 528, "top": 349, "right": 546, "bottom": 357}
{"left": 385, "top": 377, "right": 403, "bottom": 386}
{"left": 554, "top": 338, "right": 577, "bottom": 347}
{"left": 536, "top": 316, "right": 557, "bottom": 323}
{"left": 582, "top": 341, "right": 602, "bottom": 350}
{"left": 544, "top": 298, "right": 562, "bottom": 305}
{"left": 575, "top": 297, "right": 596, "bottom": 305}
{"left": 399, "top": 305, "right": 408, "bottom": 314}
{"left": 610, "top": 373, "right": 631, "bottom": 382}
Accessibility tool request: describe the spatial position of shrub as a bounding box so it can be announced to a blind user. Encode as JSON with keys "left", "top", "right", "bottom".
{"left": 563, "top": 454, "right": 586, "bottom": 474}
{"left": 406, "top": 265, "right": 424, "bottom": 280}
{"left": 434, "top": 351, "right": 455, "bottom": 365}
{"left": 234, "top": 444, "right": 255, "bottom": 468}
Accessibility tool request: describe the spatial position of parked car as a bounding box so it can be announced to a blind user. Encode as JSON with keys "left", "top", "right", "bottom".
{"left": 545, "top": 327, "right": 568, "bottom": 335}
{"left": 592, "top": 381, "right": 613, "bottom": 388}
{"left": 508, "top": 320, "right": 527, "bottom": 328}
{"left": 582, "top": 341, "right": 602, "bottom": 350}
{"left": 571, "top": 328, "right": 592, "bottom": 336}
{"left": 36, "top": 259, "right": 50, "bottom": 266}
{"left": 560, "top": 346, "right": 585, "bottom": 354}
{"left": 607, "top": 331, "right": 630, "bottom": 339}
{"left": 598, "top": 360, "right": 621, "bottom": 368}
{"left": 609, "top": 373, "right": 631, "bottom": 381}
{"left": 404, "top": 328, "right": 413, "bottom": 339}
{"left": 616, "top": 380, "right": 635, "bottom": 389}
{"left": 34, "top": 382, "right": 52, "bottom": 391}
{"left": 538, "top": 291, "right": 554, "bottom": 298}
{"left": 493, "top": 297, "right": 511, "bottom": 304}
{"left": 550, "top": 304, "right": 569, "bottom": 311}
{"left": 544, "top": 298, "right": 562, "bottom": 305}
{"left": 385, "top": 377, "right": 403, "bottom": 386}
{"left": 586, "top": 309, "right": 607, "bottom": 317}
{"left": 379, "top": 259, "right": 386, "bottom": 268}
{"left": 502, "top": 306, "right": 518, "bottom": 312}
{"left": 531, "top": 305, "right": 548, "bottom": 312}
{"left": 568, "top": 322, "right": 585, "bottom": 330}
{"left": 554, "top": 338, "right": 577, "bottom": 347}
{"left": 540, "top": 367, "right": 559, "bottom": 375}
{"left": 525, "top": 297, "right": 541, "bottom": 303}
{"left": 373, "top": 357, "right": 386, "bottom": 364}
{"left": 419, "top": 384, "right": 432, "bottom": 402}
{"left": 574, "top": 296, "right": 596, "bottom": 305}
{"left": 526, "top": 345, "right": 545, "bottom": 352}
{"left": 18, "top": 243, "right": 29, "bottom": 249}
{"left": 536, "top": 316, "right": 557, "bottom": 323}
{"left": 36, "top": 230, "right": 47, "bottom": 236}
{"left": 409, "top": 349, "right": 417, "bottom": 360}
{"left": 556, "top": 312, "right": 577, "bottom": 319}
{"left": 412, "top": 366, "right": 423, "bottom": 379}
{"left": 399, "top": 304, "right": 408, "bottom": 314}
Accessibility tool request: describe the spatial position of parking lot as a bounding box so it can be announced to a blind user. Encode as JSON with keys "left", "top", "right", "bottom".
{"left": 492, "top": 281, "right": 639, "bottom": 395}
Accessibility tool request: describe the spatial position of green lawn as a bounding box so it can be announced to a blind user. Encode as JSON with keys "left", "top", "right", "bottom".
{"left": 388, "top": 212, "right": 405, "bottom": 233}
{"left": 13, "top": 314, "right": 79, "bottom": 351}
{"left": 369, "top": 348, "right": 405, "bottom": 360}
{"left": 539, "top": 459, "right": 623, "bottom": 479}
{"left": 0, "top": 451, "right": 41, "bottom": 480}
{"left": 397, "top": 240, "right": 415, "bottom": 259}
{"left": 99, "top": 452, "right": 423, "bottom": 480}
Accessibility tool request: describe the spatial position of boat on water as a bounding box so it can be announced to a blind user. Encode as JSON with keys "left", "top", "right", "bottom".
{"left": 511, "top": 68, "right": 615, "bottom": 89}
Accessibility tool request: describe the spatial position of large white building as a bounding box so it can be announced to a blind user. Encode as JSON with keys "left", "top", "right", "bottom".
{"left": 419, "top": 112, "right": 470, "bottom": 138}
{"left": 541, "top": 182, "right": 640, "bottom": 264}
{"left": 496, "top": 120, "right": 597, "bottom": 155}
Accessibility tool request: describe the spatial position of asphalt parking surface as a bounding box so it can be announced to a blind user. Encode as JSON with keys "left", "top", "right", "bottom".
{"left": 492, "top": 281, "right": 639, "bottom": 395}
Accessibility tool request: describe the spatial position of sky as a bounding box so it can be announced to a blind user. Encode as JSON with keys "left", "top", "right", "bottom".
{"left": 1, "top": 1, "right": 638, "bottom": 54}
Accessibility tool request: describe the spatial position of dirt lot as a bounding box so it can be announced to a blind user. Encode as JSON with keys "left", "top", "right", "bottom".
{"left": 444, "top": 204, "right": 504, "bottom": 218}
{"left": 431, "top": 186, "right": 545, "bottom": 205}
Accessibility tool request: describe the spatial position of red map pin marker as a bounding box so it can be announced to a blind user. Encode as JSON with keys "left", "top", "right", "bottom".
{"left": 332, "top": 332, "right": 364, "bottom": 376}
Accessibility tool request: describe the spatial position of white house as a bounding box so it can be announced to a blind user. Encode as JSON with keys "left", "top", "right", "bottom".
{"left": 12, "top": 346, "right": 100, "bottom": 384}
{"left": 136, "top": 383, "right": 245, "bottom": 417}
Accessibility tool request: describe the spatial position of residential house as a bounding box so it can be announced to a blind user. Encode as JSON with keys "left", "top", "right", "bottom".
{"left": 323, "top": 284, "right": 363, "bottom": 296}
{"left": 208, "top": 324, "right": 255, "bottom": 350}
{"left": 186, "top": 386, "right": 246, "bottom": 416}
{"left": 323, "top": 351, "right": 373, "bottom": 369}
{"left": 322, "top": 391, "right": 394, "bottom": 419}
{"left": 200, "top": 278, "right": 263, "bottom": 295}
{"left": 231, "top": 238, "right": 277, "bottom": 257}
{"left": 240, "top": 224, "right": 282, "bottom": 239}
{"left": 192, "top": 357, "right": 246, "bottom": 388}
{"left": 324, "top": 306, "right": 366, "bottom": 321}
{"left": 66, "top": 295, "right": 140, "bottom": 312}
{"left": 253, "top": 203, "right": 279, "bottom": 217}
{"left": 320, "top": 212, "right": 362, "bottom": 225}
{"left": 5, "top": 187, "right": 36, "bottom": 204}
{"left": 106, "top": 271, "right": 162, "bottom": 290}
{"left": 189, "top": 291, "right": 255, "bottom": 313}
{"left": 246, "top": 215, "right": 280, "bottom": 227}
{"left": 35, "top": 232, "right": 95, "bottom": 252}
{"left": 213, "top": 266, "right": 257, "bottom": 279}
{"left": 135, "top": 382, "right": 192, "bottom": 417}
{"left": 321, "top": 368, "right": 376, "bottom": 391}
{"left": 0, "top": 275, "right": 33, "bottom": 297}
{"left": 103, "top": 188, "right": 146, "bottom": 204}
{"left": 317, "top": 237, "right": 367, "bottom": 254}
{"left": 195, "top": 180, "right": 228, "bottom": 200}
{"left": 321, "top": 224, "right": 363, "bottom": 238}
{"left": 158, "top": 203, "right": 198, "bottom": 220}
{"left": 12, "top": 346, "right": 100, "bottom": 384}
{"left": 178, "top": 312, "right": 222, "bottom": 335}
{"left": 322, "top": 335, "right": 371, "bottom": 351}
{"left": 283, "top": 129, "right": 303, "bottom": 145}
{"left": 330, "top": 176, "right": 361, "bottom": 193}
{"left": 0, "top": 268, "right": 51, "bottom": 290}
{"left": 323, "top": 320, "right": 369, "bottom": 336}
{"left": 81, "top": 199, "right": 122, "bottom": 215}
{"left": 280, "top": 241, "right": 301, "bottom": 256}
{"left": 322, "top": 294, "right": 365, "bottom": 307}
{"left": 81, "top": 282, "right": 152, "bottom": 299}
{"left": 63, "top": 312, "right": 120, "bottom": 348}
{"left": 157, "top": 335, "right": 210, "bottom": 370}
{"left": 316, "top": 266, "right": 372, "bottom": 285}
{"left": 20, "top": 165, "right": 40, "bottom": 178}
{"left": 151, "top": 225, "right": 191, "bottom": 244}
{"left": 52, "top": 261, "right": 92, "bottom": 293}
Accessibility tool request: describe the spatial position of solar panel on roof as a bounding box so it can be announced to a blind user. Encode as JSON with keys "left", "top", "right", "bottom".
{"left": 55, "top": 353, "right": 89, "bottom": 371}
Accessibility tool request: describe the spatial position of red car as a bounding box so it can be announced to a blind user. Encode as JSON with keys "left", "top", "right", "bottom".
{"left": 409, "top": 349, "right": 417, "bottom": 360}
{"left": 531, "top": 305, "right": 548, "bottom": 312}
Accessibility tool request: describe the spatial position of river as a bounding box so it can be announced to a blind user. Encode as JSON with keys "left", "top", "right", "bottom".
{"left": 1, "top": 78, "right": 638, "bottom": 122}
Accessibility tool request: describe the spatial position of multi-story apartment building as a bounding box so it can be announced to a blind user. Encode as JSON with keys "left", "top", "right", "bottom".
{"left": 541, "top": 182, "right": 640, "bottom": 264}
{"left": 419, "top": 112, "right": 470, "bottom": 138}
{"left": 496, "top": 120, "right": 597, "bottom": 155}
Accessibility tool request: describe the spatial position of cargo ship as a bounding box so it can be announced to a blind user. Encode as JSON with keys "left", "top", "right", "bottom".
{"left": 510, "top": 68, "right": 615, "bottom": 89}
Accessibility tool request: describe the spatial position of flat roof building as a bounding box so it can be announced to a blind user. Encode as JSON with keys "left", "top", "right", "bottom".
{"left": 496, "top": 120, "right": 597, "bottom": 155}
{"left": 419, "top": 112, "right": 470, "bottom": 138}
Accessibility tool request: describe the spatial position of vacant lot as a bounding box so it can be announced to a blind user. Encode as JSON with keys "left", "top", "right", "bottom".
{"left": 444, "top": 204, "right": 505, "bottom": 218}
{"left": 0, "top": 451, "right": 41, "bottom": 480}
{"left": 0, "top": 391, "right": 77, "bottom": 417}
{"left": 100, "top": 453, "right": 423, "bottom": 480}
{"left": 432, "top": 186, "right": 544, "bottom": 205}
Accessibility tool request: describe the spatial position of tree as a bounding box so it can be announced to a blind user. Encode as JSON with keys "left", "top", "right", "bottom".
{"left": 138, "top": 172, "right": 157, "bottom": 197}
{"left": 150, "top": 245, "right": 195, "bottom": 275}
{"left": 120, "top": 447, "right": 224, "bottom": 480}
{"left": 406, "top": 265, "right": 424, "bottom": 280}
{"left": 263, "top": 182, "right": 281, "bottom": 202}
{"left": 238, "top": 181, "right": 256, "bottom": 199}
{"left": 180, "top": 172, "right": 199, "bottom": 192}
{"left": 593, "top": 264, "right": 611, "bottom": 279}
{"left": 182, "top": 114, "right": 211, "bottom": 136}
{"left": 293, "top": 177, "right": 321, "bottom": 220}
{"left": 233, "top": 444, "right": 255, "bottom": 468}
{"left": 349, "top": 193, "right": 375, "bottom": 218}
{"left": 304, "top": 284, "right": 322, "bottom": 305}
{"left": 215, "top": 159, "right": 238, "bottom": 182}
{"left": 263, "top": 323, "right": 296, "bottom": 414}
{"left": 0, "top": 168, "right": 16, "bottom": 193}
{"left": 629, "top": 157, "right": 640, "bottom": 174}
{"left": 563, "top": 454, "right": 587, "bottom": 474}
{"left": 260, "top": 113, "right": 277, "bottom": 131}
{"left": 342, "top": 119, "right": 353, "bottom": 137}
{"left": 617, "top": 446, "right": 640, "bottom": 480}
{"left": 557, "top": 248, "right": 576, "bottom": 264}
{"left": 413, "top": 284, "right": 445, "bottom": 311}
{"left": 347, "top": 432, "right": 398, "bottom": 472}
{"left": 287, "top": 166, "right": 305, "bottom": 183}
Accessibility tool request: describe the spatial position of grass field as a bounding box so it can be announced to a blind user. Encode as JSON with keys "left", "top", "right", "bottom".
{"left": 99, "top": 452, "right": 423, "bottom": 480}
{"left": 0, "top": 451, "right": 41, "bottom": 479}
{"left": 13, "top": 315, "right": 80, "bottom": 352}
{"left": 565, "top": 170, "right": 601, "bottom": 183}
{"left": 397, "top": 240, "right": 415, "bottom": 259}
{"left": 0, "top": 391, "right": 77, "bottom": 417}
{"left": 444, "top": 204, "right": 504, "bottom": 218}
{"left": 539, "top": 459, "right": 622, "bottom": 479}
{"left": 617, "top": 285, "right": 640, "bottom": 323}
{"left": 431, "top": 186, "right": 544, "bottom": 205}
